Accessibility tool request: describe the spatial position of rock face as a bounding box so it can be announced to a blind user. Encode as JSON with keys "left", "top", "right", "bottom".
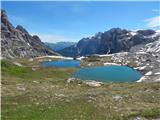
{"left": 1, "top": 10, "right": 58, "bottom": 58}
{"left": 60, "top": 28, "right": 159, "bottom": 57}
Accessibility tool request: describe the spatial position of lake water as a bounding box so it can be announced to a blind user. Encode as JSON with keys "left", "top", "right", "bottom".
{"left": 42, "top": 60, "right": 142, "bottom": 82}
{"left": 74, "top": 66, "right": 142, "bottom": 82}
{"left": 42, "top": 60, "right": 80, "bottom": 67}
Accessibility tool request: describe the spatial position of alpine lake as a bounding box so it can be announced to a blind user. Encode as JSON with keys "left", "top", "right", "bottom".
{"left": 42, "top": 59, "right": 142, "bottom": 82}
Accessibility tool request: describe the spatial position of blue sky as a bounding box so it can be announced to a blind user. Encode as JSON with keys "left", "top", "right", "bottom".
{"left": 1, "top": 1, "right": 160, "bottom": 43}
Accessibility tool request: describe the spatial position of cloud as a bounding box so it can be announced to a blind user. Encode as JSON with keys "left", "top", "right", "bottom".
{"left": 152, "top": 9, "right": 160, "bottom": 12}
{"left": 31, "top": 33, "right": 78, "bottom": 43}
{"left": 145, "top": 16, "right": 160, "bottom": 28}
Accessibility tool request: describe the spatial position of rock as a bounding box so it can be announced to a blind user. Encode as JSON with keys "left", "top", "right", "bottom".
{"left": 112, "top": 95, "right": 123, "bottom": 101}
{"left": 84, "top": 80, "right": 103, "bottom": 87}
{"left": 67, "top": 77, "right": 76, "bottom": 83}
{"left": 32, "top": 68, "right": 37, "bottom": 71}
{"left": 16, "top": 86, "right": 26, "bottom": 91}
{"left": 1, "top": 9, "right": 58, "bottom": 59}
{"left": 59, "top": 28, "right": 159, "bottom": 57}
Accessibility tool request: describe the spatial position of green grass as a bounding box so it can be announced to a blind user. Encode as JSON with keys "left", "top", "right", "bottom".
{"left": 1, "top": 59, "right": 160, "bottom": 120}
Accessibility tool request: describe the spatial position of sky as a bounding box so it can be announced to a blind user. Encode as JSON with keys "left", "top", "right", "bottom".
{"left": 1, "top": 1, "right": 160, "bottom": 43}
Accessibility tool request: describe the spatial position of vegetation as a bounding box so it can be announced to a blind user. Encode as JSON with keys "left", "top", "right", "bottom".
{"left": 1, "top": 59, "right": 160, "bottom": 120}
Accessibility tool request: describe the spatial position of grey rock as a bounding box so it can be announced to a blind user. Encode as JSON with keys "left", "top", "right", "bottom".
{"left": 1, "top": 9, "right": 58, "bottom": 59}
{"left": 60, "top": 28, "right": 159, "bottom": 57}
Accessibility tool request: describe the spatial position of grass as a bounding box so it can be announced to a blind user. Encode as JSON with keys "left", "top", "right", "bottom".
{"left": 1, "top": 59, "right": 160, "bottom": 120}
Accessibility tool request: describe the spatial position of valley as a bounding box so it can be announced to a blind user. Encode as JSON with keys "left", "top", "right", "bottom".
{"left": 1, "top": 3, "right": 160, "bottom": 120}
{"left": 1, "top": 58, "right": 160, "bottom": 120}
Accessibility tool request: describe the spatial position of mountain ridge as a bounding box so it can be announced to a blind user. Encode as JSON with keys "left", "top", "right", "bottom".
{"left": 59, "top": 28, "right": 159, "bottom": 57}
{"left": 1, "top": 9, "right": 58, "bottom": 59}
{"left": 45, "top": 41, "right": 76, "bottom": 51}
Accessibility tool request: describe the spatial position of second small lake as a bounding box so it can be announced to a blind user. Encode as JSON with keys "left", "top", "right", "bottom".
{"left": 42, "top": 60, "right": 80, "bottom": 67}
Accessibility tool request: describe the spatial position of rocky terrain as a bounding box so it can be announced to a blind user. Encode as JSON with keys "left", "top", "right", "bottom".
{"left": 2, "top": 59, "right": 160, "bottom": 120}
{"left": 59, "top": 28, "right": 159, "bottom": 57}
{"left": 81, "top": 42, "right": 160, "bottom": 82}
{"left": 59, "top": 27, "right": 160, "bottom": 82}
{"left": 1, "top": 10, "right": 58, "bottom": 59}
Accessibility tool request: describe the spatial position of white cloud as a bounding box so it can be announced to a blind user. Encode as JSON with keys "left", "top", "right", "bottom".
{"left": 145, "top": 16, "right": 160, "bottom": 28}
{"left": 152, "top": 9, "right": 160, "bottom": 12}
{"left": 31, "top": 33, "right": 78, "bottom": 43}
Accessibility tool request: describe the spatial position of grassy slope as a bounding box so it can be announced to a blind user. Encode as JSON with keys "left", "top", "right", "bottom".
{"left": 1, "top": 59, "right": 160, "bottom": 120}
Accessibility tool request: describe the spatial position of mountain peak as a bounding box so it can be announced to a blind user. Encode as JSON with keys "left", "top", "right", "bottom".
{"left": 1, "top": 9, "right": 58, "bottom": 58}
{"left": 59, "top": 28, "right": 159, "bottom": 57}
{"left": 1, "top": 9, "right": 8, "bottom": 21}
{"left": 16, "top": 25, "right": 29, "bottom": 34}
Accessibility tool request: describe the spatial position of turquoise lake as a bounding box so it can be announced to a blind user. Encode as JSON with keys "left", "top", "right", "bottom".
{"left": 42, "top": 60, "right": 80, "bottom": 67}
{"left": 42, "top": 60, "right": 142, "bottom": 82}
{"left": 74, "top": 66, "right": 142, "bottom": 82}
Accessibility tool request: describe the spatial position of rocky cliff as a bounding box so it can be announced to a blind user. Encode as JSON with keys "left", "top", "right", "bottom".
{"left": 1, "top": 10, "right": 58, "bottom": 58}
{"left": 59, "top": 28, "right": 160, "bottom": 57}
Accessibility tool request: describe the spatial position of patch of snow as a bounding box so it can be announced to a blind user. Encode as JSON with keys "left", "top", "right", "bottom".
{"left": 155, "top": 78, "right": 160, "bottom": 82}
{"left": 137, "top": 52, "right": 146, "bottom": 54}
{"left": 36, "top": 55, "right": 73, "bottom": 60}
{"left": 104, "top": 62, "right": 121, "bottom": 66}
{"left": 135, "top": 66, "right": 146, "bottom": 71}
{"left": 77, "top": 56, "right": 85, "bottom": 60}
{"left": 156, "top": 30, "right": 160, "bottom": 33}
{"left": 27, "top": 43, "right": 31, "bottom": 46}
{"left": 145, "top": 71, "right": 152, "bottom": 76}
{"left": 137, "top": 76, "right": 146, "bottom": 82}
{"left": 130, "top": 31, "right": 137, "bottom": 36}
{"left": 99, "top": 54, "right": 113, "bottom": 57}
{"left": 155, "top": 72, "right": 160, "bottom": 75}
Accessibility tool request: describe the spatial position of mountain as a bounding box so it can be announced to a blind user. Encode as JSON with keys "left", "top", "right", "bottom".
{"left": 59, "top": 28, "right": 160, "bottom": 57}
{"left": 58, "top": 45, "right": 80, "bottom": 57}
{"left": 1, "top": 10, "right": 58, "bottom": 59}
{"left": 45, "top": 42, "right": 76, "bottom": 51}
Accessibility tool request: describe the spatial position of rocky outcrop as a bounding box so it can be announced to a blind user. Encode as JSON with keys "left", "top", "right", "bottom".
{"left": 1, "top": 10, "right": 58, "bottom": 58}
{"left": 59, "top": 28, "right": 159, "bottom": 57}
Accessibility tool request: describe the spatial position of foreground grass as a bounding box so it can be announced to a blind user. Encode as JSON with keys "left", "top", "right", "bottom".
{"left": 1, "top": 59, "right": 160, "bottom": 120}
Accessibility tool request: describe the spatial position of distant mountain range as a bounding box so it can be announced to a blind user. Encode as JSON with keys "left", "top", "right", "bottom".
{"left": 1, "top": 9, "right": 58, "bottom": 58}
{"left": 45, "top": 42, "right": 76, "bottom": 51}
{"left": 59, "top": 28, "right": 160, "bottom": 57}
{"left": 1, "top": 9, "right": 160, "bottom": 59}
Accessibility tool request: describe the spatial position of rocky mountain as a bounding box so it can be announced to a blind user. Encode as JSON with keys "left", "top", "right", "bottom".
{"left": 1, "top": 10, "right": 58, "bottom": 59}
{"left": 45, "top": 42, "right": 76, "bottom": 51}
{"left": 58, "top": 45, "right": 80, "bottom": 57}
{"left": 60, "top": 28, "right": 160, "bottom": 57}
